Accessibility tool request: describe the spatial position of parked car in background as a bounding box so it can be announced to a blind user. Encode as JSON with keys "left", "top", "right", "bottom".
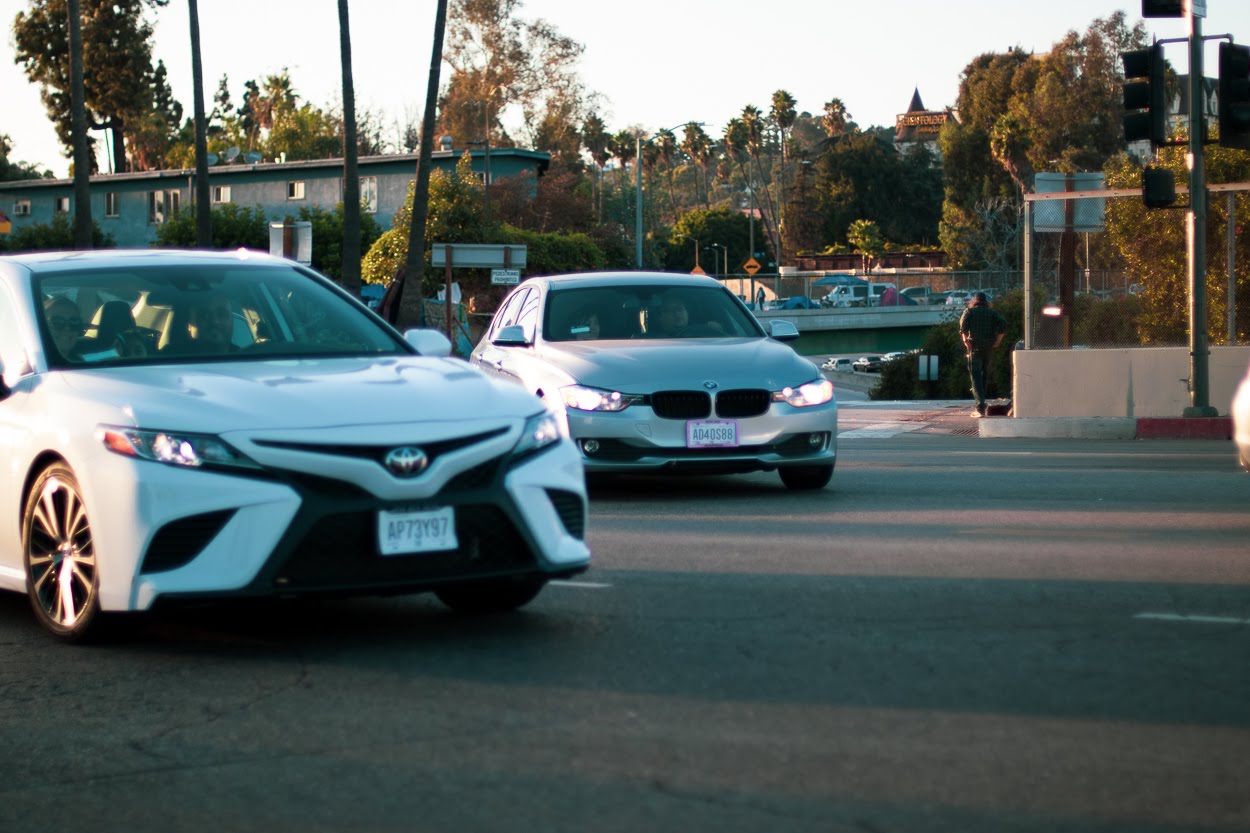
{"left": 0, "top": 249, "right": 591, "bottom": 640}
{"left": 1234, "top": 357, "right": 1250, "bottom": 473}
{"left": 867, "top": 283, "right": 897, "bottom": 307}
{"left": 945, "top": 290, "right": 974, "bottom": 306}
{"left": 822, "top": 357, "right": 854, "bottom": 372}
{"left": 883, "top": 351, "right": 909, "bottom": 364}
{"left": 825, "top": 284, "right": 870, "bottom": 307}
{"left": 470, "top": 272, "right": 838, "bottom": 490}
{"left": 853, "top": 355, "right": 883, "bottom": 373}
{"left": 900, "top": 286, "right": 933, "bottom": 304}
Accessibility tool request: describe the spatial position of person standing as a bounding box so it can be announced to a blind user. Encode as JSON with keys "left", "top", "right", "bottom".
{"left": 959, "top": 291, "right": 1006, "bottom": 417}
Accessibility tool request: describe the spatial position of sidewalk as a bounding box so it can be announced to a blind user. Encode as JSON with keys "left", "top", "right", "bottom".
{"left": 818, "top": 361, "right": 1234, "bottom": 440}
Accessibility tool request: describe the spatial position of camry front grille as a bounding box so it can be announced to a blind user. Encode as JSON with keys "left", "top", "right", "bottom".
{"left": 273, "top": 504, "right": 535, "bottom": 590}
{"left": 650, "top": 391, "right": 711, "bottom": 419}
{"left": 252, "top": 427, "right": 510, "bottom": 469}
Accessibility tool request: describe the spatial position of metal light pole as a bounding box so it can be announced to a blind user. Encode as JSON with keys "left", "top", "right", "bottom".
{"left": 1184, "top": 9, "right": 1216, "bottom": 417}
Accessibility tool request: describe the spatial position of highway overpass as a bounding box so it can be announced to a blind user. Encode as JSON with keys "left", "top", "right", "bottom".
{"left": 756, "top": 305, "right": 956, "bottom": 354}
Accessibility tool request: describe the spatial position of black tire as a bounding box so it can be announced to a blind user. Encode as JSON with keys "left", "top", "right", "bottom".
{"left": 435, "top": 576, "right": 546, "bottom": 614}
{"left": 23, "top": 463, "right": 102, "bottom": 642}
{"left": 779, "top": 464, "right": 834, "bottom": 491}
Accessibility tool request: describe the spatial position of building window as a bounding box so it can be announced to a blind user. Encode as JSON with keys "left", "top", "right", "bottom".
{"left": 147, "top": 190, "right": 180, "bottom": 224}
{"left": 287, "top": 181, "right": 305, "bottom": 200}
{"left": 360, "top": 176, "right": 378, "bottom": 213}
{"left": 212, "top": 185, "right": 231, "bottom": 204}
{"left": 105, "top": 192, "right": 120, "bottom": 217}
{"left": 55, "top": 197, "right": 70, "bottom": 214}
{"left": 13, "top": 199, "right": 30, "bottom": 217}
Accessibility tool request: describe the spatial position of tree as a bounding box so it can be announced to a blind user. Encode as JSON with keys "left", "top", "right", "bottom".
{"left": 438, "top": 0, "right": 589, "bottom": 152}
{"left": 1104, "top": 148, "right": 1250, "bottom": 346}
{"left": 338, "top": 0, "right": 361, "bottom": 291}
{"left": 188, "top": 0, "right": 211, "bottom": 246}
{"left": 0, "top": 136, "right": 54, "bottom": 182}
{"left": 67, "top": 0, "right": 92, "bottom": 246}
{"left": 581, "top": 114, "right": 610, "bottom": 220}
{"left": 680, "top": 123, "right": 714, "bottom": 208}
{"left": 821, "top": 99, "right": 852, "bottom": 140}
{"left": 398, "top": 0, "right": 449, "bottom": 327}
{"left": 14, "top": 0, "right": 174, "bottom": 173}
{"left": 847, "top": 219, "right": 885, "bottom": 273}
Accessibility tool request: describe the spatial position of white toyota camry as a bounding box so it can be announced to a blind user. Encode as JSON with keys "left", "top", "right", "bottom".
{"left": 0, "top": 250, "right": 589, "bottom": 641}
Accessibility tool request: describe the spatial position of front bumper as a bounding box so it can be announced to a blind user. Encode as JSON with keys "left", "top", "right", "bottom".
{"left": 568, "top": 403, "right": 837, "bottom": 474}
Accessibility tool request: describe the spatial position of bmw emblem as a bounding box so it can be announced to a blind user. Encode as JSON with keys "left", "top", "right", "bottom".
{"left": 384, "top": 446, "right": 429, "bottom": 477}
{"left": 703, "top": 380, "right": 719, "bottom": 390}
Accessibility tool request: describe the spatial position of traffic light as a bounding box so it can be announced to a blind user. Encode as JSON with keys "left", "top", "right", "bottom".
{"left": 1122, "top": 44, "right": 1167, "bottom": 147}
{"left": 1218, "top": 42, "right": 1250, "bottom": 150}
{"left": 1141, "top": 0, "right": 1183, "bottom": 17}
{"left": 1142, "top": 166, "right": 1177, "bottom": 208}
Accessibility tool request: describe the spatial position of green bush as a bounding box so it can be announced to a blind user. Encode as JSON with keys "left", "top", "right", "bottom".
{"left": 0, "top": 214, "right": 114, "bottom": 252}
{"left": 296, "top": 204, "right": 383, "bottom": 282}
{"left": 153, "top": 203, "right": 269, "bottom": 250}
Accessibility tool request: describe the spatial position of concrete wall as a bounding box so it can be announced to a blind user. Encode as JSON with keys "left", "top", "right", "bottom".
{"left": 1013, "top": 346, "right": 1250, "bottom": 417}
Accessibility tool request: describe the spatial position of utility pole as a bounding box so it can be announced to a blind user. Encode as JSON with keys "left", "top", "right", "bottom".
{"left": 1185, "top": 8, "right": 1217, "bottom": 417}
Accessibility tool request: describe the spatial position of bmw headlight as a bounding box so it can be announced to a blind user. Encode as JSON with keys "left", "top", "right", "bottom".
{"left": 98, "top": 426, "right": 259, "bottom": 470}
{"left": 560, "top": 384, "right": 642, "bottom": 412}
{"left": 512, "top": 411, "right": 563, "bottom": 460}
{"left": 771, "top": 378, "right": 835, "bottom": 408}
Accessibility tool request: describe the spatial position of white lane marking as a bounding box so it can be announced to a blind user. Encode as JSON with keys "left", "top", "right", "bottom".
{"left": 550, "top": 580, "right": 613, "bottom": 589}
{"left": 839, "top": 422, "right": 929, "bottom": 439}
{"left": 1135, "top": 612, "right": 1250, "bottom": 625}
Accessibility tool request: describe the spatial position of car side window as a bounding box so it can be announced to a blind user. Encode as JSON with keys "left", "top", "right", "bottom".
{"left": 488, "top": 288, "right": 529, "bottom": 341}
{"left": 514, "top": 287, "right": 541, "bottom": 340}
{"left": 0, "top": 286, "right": 30, "bottom": 383}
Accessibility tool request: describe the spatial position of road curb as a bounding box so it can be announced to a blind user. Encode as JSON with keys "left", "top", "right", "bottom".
{"left": 978, "top": 416, "right": 1233, "bottom": 440}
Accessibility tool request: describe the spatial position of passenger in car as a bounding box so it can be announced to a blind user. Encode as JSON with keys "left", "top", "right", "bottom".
{"left": 163, "top": 293, "right": 234, "bottom": 355}
{"left": 569, "top": 306, "right": 602, "bottom": 340}
{"left": 42, "top": 296, "right": 86, "bottom": 361}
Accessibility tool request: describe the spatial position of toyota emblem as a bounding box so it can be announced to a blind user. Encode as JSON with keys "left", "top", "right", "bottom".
{"left": 384, "top": 446, "right": 429, "bottom": 477}
{"left": 703, "top": 380, "right": 719, "bottom": 390}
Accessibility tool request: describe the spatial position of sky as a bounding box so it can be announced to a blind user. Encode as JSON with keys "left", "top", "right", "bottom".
{"left": 4, "top": 0, "right": 1250, "bottom": 179}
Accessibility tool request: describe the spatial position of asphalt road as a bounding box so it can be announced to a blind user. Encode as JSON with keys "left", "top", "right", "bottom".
{"left": 1, "top": 428, "right": 1248, "bottom": 833}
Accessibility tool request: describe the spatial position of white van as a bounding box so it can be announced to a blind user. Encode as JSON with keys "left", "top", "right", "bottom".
{"left": 824, "top": 284, "right": 870, "bottom": 307}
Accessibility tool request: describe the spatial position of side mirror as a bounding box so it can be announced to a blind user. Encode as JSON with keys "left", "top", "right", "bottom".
{"left": 492, "top": 324, "right": 531, "bottom": 347}
{"left": 767, "top": 319, "right": 799, "bottom": 341}
{"left": 402, "top": 328, "right": 452, "bottom": 357}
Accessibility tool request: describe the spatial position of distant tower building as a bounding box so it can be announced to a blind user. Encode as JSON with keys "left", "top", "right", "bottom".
{"left": 893, "top": 88, "right": 955, "bottom": 159}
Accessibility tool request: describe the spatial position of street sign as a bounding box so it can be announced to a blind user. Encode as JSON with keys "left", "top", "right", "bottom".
{"left": 690, "top": 264, "right": 706, "bottom": 275}
{"left": 491, "top": 268, "right": 521, "bottom": 285}
{"left": 743, "top": 257, "right": 761, "bottom": 276}
{"left": 431, "top": 243, "right": 528, "bottom": 268}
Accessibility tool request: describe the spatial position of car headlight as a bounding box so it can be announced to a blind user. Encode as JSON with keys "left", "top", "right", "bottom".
{"left": 512, "top": 411, "right": 563, "bottom": 460}
{"left": 98, "top": 426, "right": 260, "bottom": 470}
{"left": 771, "top": 378, "right": 835, "bottom": 408}
{"left": 560, "top": 384, "right": 642, "bottom": 412}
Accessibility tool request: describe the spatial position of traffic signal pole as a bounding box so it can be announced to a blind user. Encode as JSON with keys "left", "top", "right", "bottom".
{"left": 1186, "top": 10, "right": 1218, "bottom": 417}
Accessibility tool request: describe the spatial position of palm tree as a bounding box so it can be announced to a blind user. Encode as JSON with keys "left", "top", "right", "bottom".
{"left": 338, "top": 0, "right": 361, "bottom": 291}
{"left": 737, "top": 106, "right": 780, "bottom": 261}
{"left": 610, "top": 128, "right": 636, "bottom": 189}
{"left": 680, "top": 123, "right": 713, "bottom": 208}
{"left": 655, "top": 129, "right": 679, "bottom": 220}
{"left": 188, "top": 0, "right": 212, "bottom": 247}
{"left": 822, "top": 99, "right": 851, "bottom": 140}
{"left": 66, "top": 0, "right": 92, "bottom": 247}
{"left": 397, "top": 0, "right": 449, "bottom": 330}
{"left": 770, "top": 90, "right": 797, "bottom": 261}
{"left": 581, "top": 114, "right": 610, "bottom": 220}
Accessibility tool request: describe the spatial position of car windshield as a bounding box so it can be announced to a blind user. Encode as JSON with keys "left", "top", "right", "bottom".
{"left": 543, "top": 285, "right": 764, "bottom": 342}
{"left": 36, "top": 262, "right": 405, "bottom": 367}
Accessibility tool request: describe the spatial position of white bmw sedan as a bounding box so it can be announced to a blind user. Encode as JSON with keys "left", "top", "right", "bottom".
{"left": 0, "top": 250, "right": 589, "bottom": 641}
{"left": 470, "top": 273, "right": 837, "bottom": 490}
